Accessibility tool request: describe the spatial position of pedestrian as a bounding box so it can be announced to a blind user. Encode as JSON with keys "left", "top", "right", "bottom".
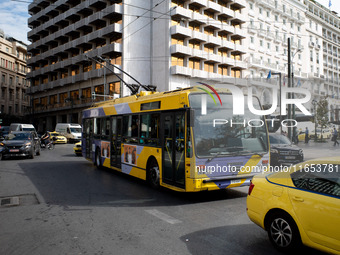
{"left": 305, "top": 127, "right": 309, "bottom": 144}
{"left": 332, "top": 128, "right": 339, "bottom": 146}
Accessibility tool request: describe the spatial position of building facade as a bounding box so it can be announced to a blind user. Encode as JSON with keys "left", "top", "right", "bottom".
{"left": 0, "top": 29, "right": 30, "bottom": 125}
{"left": 26, "top": 0, "right": 247, "bottom": 131}
{"left": 26, "top": 0, "right": 340, "bottom": 130}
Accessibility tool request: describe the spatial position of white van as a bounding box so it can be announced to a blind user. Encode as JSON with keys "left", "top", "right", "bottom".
{"left": 9, "top": 123, "right": 36, "bottom": 133}
{"left": 55, "top": 123, "right": 82, "bottom": 142}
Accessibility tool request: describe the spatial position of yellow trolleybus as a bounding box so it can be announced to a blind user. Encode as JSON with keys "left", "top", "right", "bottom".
{"left": 82, "top": 86, "right": 270, "bottom": 192}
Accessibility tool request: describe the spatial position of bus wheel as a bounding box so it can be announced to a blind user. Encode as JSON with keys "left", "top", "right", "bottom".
{"left": 148, "top": 159, "right": 160, "bottom": 189}
{"left": 95, "top": 149, "right": 102, "bottom": 169}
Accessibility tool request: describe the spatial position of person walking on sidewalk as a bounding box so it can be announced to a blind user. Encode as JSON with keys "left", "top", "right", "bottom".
{"left": 305, "top": 127, "right": 309, "bottom": 144}
{"left": 332, "top": 127, "right": 339, "bottom": 146}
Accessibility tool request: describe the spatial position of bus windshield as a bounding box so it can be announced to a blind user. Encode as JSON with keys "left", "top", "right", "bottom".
{"left": 189, "top": 93, "right": 269, "bottom": 158}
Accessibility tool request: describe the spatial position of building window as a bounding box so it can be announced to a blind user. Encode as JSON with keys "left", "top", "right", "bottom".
{"left": 218, "top": 65, "right": 228, "bottom": 76}
{"left": 81, "top": 88, "right": 91, "bottom": 99}
{"left": 109, "top": 81, "right": 120, "bottom": 96}
{"left": 189, "top": 59, "right": 200, "bottom": 70}
{"left": 171, "top": 56, "right": 184, "bottom": 66}
{"left": 204, "top": 63, "right": 214, "bottom": 72}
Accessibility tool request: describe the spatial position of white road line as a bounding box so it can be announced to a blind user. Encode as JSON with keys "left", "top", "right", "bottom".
{"left": 145, "top": 209, "right": 182, "bottom": 224}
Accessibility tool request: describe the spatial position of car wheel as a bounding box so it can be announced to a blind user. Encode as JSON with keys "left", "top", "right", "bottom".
{"left": 30, "top": 148, "right": 34, "bottom": 159}
{"left": 147, "top": 159, "right": 160, "bottom": 189}
{"left": 36, "top": 146, "right": 41, "bottom": 156}
{"left": 267, "top": 212, "right": 301, "bottom": 251}
{"left": 95, "top": 149, "right": 102, "bottom": 169}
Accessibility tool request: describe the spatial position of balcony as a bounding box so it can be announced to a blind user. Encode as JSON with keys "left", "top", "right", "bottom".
{"left": 192, "top": 48, "right": 207, "bottom": 59}
{"left": 220, "top": 23, "right": 234, "bottom": 34}
{"left": 192, "top": 30, "right": 208, "bottom": 42}
{"left": 170, "top": 44, "right": 192, "bottom": 56}
{"left": 206, "top": 0, "right": 222, "bottom": 13}
{"left": 220, "top": 40, "right": 234, "bottom": 50}
{"left": 170, "top": 25, "right": 191, "bottom": 38}
{"left": 170, "top": 6, "right": 191, "bottom": 20}
{"left": 170, "top": 65, "right": 190, "bottom": 76}
{"left": 207, "top": 35, "right": 221, "bottom": 46}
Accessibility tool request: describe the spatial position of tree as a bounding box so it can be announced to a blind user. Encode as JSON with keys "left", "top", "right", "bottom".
{"left": 316, "top": 97, "right": 329, "bottom": 141}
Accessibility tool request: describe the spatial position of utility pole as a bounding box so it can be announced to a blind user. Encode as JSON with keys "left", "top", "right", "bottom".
{"left": 287, "top": 38, "right": 292, "bottom": 140}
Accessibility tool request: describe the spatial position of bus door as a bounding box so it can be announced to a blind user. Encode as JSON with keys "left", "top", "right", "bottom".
{"left": 83, "top": 118, "right": 93, "bottom": 159}
{"left": 161, "top": 111, "right": 185, "bottom": 188}
{"left": 111, "top": 117, "right": 122, "bottom": 168}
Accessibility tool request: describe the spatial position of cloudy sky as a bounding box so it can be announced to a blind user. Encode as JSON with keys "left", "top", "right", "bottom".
{"left": 0, "top": 0, "right": 339, "bottom": 45}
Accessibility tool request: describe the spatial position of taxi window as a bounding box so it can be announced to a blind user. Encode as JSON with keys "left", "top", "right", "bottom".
{"left": 291, "top": 164, "right": 340, "bottom": 198}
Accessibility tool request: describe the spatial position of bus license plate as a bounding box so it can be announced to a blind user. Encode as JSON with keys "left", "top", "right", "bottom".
{"left": 230, "top": 179, "right": 241, "bottom": 185}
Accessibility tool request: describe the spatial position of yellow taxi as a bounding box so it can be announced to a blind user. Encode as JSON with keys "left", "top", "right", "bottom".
{"left": 297, "top": 131, "right": 307, "bottom": 142}
{"left": 49, "top": 131, "right": 67, "bottom": 144}
{"left": 247, "top": 157, "right": 340, "bottom": 254}
{"left": 73, "top": 141, "right": 82, "bottom": 156}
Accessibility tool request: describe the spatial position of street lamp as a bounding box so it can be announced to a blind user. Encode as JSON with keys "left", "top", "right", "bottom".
{"left": 291, "top": 48, "right": 302, "bottom": 143}
{"left": 287, "top": 37, "right": 302, "bottom": 141}
{"left": 271, "top": 72, "right": 282, "bottom": 134}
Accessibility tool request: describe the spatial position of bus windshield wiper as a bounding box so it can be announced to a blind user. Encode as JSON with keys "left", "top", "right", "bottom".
{"left": 207, "top": 152, "right": 221, "bottom": 162}
{"left": 229, "top": 150, "right": 264, "bottom": 157}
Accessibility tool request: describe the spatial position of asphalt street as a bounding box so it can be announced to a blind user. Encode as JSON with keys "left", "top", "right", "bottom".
{"left": 0, "top": 143, "right": 336, "bottom": 255}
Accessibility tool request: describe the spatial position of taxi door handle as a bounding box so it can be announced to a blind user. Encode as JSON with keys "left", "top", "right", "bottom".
{"left": 292, "top": 196, "right": 304, "bottom": 202}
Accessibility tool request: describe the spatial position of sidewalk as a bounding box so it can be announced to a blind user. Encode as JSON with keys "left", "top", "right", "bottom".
{"left": 295, "top": 139, "right": 340, "bottom": 160}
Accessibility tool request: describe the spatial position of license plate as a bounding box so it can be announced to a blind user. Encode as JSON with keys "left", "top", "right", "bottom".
{"left": 285, "top": 156, "right": 296, "bottom": 159}
{"left": 10, "top": 149, "right": 19, "bottom": 152}
{"left": 230, "top": 179, "right": 242, "bottom": 184}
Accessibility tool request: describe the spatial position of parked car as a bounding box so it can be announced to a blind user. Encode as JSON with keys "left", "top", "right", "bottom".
{"left": 0, "top": 131, "right": 41, "bottom": 159}
{"left": 247, "top": 157, "right": 340, "bottom": 254}
{"left": 269, "top": 133, "right": 303, "bottom": 166}
{"left": 49, "top": 131, "right": 67, "bottom": 144}
{"left": 73, "top": 141, "right": 82, "bottom": 156}
{"left": 0, "top": 126, "right": 10, "bottom": 138}
{"left": 314, "top": 128, "right": 332, "bottom": 139}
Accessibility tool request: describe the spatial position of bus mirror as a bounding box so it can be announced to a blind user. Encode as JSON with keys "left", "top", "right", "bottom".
{"left": 187, "top": 109, "right": 194, "bottom": 127}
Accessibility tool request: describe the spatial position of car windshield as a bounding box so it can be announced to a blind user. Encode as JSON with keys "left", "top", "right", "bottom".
{"left": 269, "top": 134, "right": 291, "bottom": 145}
{"left": 6, "top": 133, "right": 31, "bottom": 140}
{"left": 70, "top": 128, "right": 81, "bottom": 133}
{"left": 51, "top": 133, "right": 59, "bottom": 137}
{"left": 22, "top": 128, "right": 35, "bottom": 131}
{"left": 189, "top": 93, "right": 269, "bottom": 157}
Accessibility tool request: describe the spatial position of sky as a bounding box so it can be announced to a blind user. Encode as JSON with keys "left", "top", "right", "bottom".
{"left": 0, "top": 0, "right": 339, "bottom": 45}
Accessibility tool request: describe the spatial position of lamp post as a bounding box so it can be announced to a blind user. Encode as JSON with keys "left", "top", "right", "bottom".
{"left": 271, "top": 72, "right": 282, "bottom": 134}
{"left": 291, "top": 48, "right": 302, "bottom": 143}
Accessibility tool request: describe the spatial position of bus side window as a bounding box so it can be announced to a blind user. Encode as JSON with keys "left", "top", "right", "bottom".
{"left": 123, "top": 115, "right": 139, "bottom": 144}
{"left": 94, "top": 118, "right": 101, "bottom": 139}
{"left": 141, "top": 113, "right": 159, "bottom": 146}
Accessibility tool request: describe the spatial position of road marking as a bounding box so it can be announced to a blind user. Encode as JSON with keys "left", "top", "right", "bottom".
{"left": 145, "top": 209, "right": 182, "bottom": 224}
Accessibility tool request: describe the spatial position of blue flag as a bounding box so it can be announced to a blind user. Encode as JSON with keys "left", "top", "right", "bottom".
{"left": 329, "top": 0, "right": 332, "bottom": 8}
{"left": 267, "top": 70, "right": 271, "bottom": 80}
